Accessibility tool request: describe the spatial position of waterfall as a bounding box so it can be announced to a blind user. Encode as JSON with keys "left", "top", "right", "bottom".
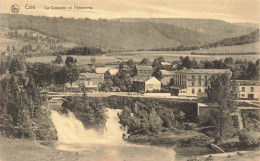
{"left": 50, "top": 108, "right": 176, "bottom": 161}
{"left": 51, "top": 108, "right": 126, "bottom": 146}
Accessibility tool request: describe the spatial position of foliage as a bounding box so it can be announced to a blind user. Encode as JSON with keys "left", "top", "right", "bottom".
{"left": 204, "top": 29, "right": 259, "bottom": 48}
{"left": 65, "top": 56, "right": 77, "bottom": 67}
{"left": 63, "top": 97, "right": 106, "bottom": 128}
{"left": 207, "top": 74, "right": 237, "bottom": 143}
{"left": 54, "top": 55, "right": 63, "bottom": 66}
{"left": 9, "top": 58, "right": 23, "bottom": 74}
{"left": 239, "top": 130, "right": 260, "bottom": 147}
{"left": 0, "top": 74, "right": 52, "bottom": 139}
{"left": 140, "top": 58, "right": 150, "bottom": 66}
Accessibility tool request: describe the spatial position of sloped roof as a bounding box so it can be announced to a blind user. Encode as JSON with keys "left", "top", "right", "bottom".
{"left": 80, "top": 73, "right": 104, "bottom": 79}
{"left": 160, "top": 70, "right": 175, "bottom": 76}
{"left": 175, "top": 69, "right": 231, "bottom": 74}
{"left": 95, "top": 67, "right": 110, "bottom": 74}
{"left": 161, "top": 62, "right": 172, "bottom": 66}
{"left": 109, "top": 69, "right": 119, "bottom": 75}
{"left": 161, "top": 77, "right": 171, "bottom": 85}
{"left": 235, "top": 80, "right": 260, "bottom": 86}
{"left": 132, "top": 76, "right": 151, "bottom": 82}
{"left": 136, "top": 65, "right": 153, "bottom": 71}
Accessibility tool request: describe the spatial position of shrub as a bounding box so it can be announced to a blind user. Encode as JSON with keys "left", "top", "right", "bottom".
{"left": 239, "top": 130, "right": 260, "bottom": 147}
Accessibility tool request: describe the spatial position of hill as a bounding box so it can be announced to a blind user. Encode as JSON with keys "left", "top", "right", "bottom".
{"left": 0, "top": 14, "right": 256, "bottom": 51}
{"left": 204, "top": 29, "right": 259, "bottom": 48}
{"left": 114, "top": 18, "right": 256, "bottom": 42}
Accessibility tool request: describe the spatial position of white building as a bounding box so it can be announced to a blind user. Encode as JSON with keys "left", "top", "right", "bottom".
{"left": 236, "top": 80, "right": 260, "bottom": 100}
{"left": 133, "top": 76, "right": 161, "bottom": 92}
{"left": 171, "top": 69, "right": 232, "bottom": 97}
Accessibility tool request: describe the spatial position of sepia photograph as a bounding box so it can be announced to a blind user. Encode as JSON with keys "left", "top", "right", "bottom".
{"left": 0, "top": 0, "right": 259, "bottom": 160}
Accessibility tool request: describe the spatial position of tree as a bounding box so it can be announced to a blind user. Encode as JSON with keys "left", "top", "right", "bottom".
{"left": 26, "top": 63, "right": 53, "bottom": 87}
{"left": 152, "top": 67, "right": 162, "bottom": 80}
{"left": 54, "top": 55, "right": 63, "bottom": 66}
{"left": 90, "top": 56, "right": 96, "bottom": 64}
{"left": 9, "top": 59, "right": 23, "bottom": 74}
{"left": 178, "top": 56, "right": 192, "bottom": 69}
{"left": 140, "top": 58, "right": 150, "bottom": 66}
{"left": 65, "top": 56, "right": 77, "bottom": 67}
{"left": 207, "top": 74, "right": 237, "bottom": 143}
{"left": 157, "top": 56, "right": 165, "bottom": 63}
{"left": 66, "top": 66, "right": 79, "bottom": 86}
{"left": 52, "top": 67, "right": 69, "bottom": 89}
{"left": 152, "top": 58, "right": 159, "bottom": 68}
{"left": 127, "top": 59, "right": 135, "bottom": 68}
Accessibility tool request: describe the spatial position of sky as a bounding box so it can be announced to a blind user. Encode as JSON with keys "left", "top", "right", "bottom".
{"left": 0, "top": 0, "right": 259, "bottom": 23}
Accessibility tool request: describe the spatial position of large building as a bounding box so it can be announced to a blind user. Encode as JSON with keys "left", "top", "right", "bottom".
{"left": 134, "top": 65, "right": 154, "bottom": 76}
{"left": 132, "top": 76, "right": 161, "bottom": 92}
{"left": 171, "top": 69, "right": 232, "bottom": 97}
{"left": 236, "top": 80, "right": 260, "bottom": 100}
{"left": 66, "top": 73, "right": 104, "bottom": 92}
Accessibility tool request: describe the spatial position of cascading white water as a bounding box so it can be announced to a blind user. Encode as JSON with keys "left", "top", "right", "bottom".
{"left": 51, "top": 108, "right": 126, "bottom": 145}
{"left": 51, "top": 108, "right": 176, "bottom": 161}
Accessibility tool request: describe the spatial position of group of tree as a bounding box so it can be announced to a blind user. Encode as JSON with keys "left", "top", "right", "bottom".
{"left": 27, "top": 56, "right": 79, "bottom": 89}
{"left": 176, "top": 56, "right": 259, "bottom": 80}
{"left": 203, "top": 29, "right": 259, "bottom": 48}
{"left": 55, "top": 46, "right": 105, "bottom": 56}
{"left": 0, "top": 73, "right": 42, "bottom": 138}
{"left": 20, "top": 44, "right": 34, "bottom": 54}
{"left": 102, "top": 63, "right": 133, "bottom": 92}
{"left": 118, "top": 100, "right": 185, "bottom": 135}
{"left": 62, "top": 96, "right": 106, "bottom": 128}
{"left": 206, "top": 74, "right": 238, "bottom": 144}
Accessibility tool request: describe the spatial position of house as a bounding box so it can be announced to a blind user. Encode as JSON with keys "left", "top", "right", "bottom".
{"left": 235, "top": 80, "right": 260, "bottom": 100}
{"left": 160, "top": 70, "right": 175, "bottom": 77}
{"left": 160, "top": 62, "right": 173, "bottom": 70}
{"left": 134, "top": 65, "right": 153, "bottom": 76}
{"left": 95, "top": 67, "right": 110, "bottom": 74}
{"left": 171, "top": 69, "right": 232, "bottom": 97}
{"left": 161, "top": 77, "right": 172, "bottom": 86}
{"left": 65, "top": 73, "right": 104, "bottom": 92}
{"left": 78, "top": 73, "right": 104, "bottom": 92}
{"left": 133, "top": 76, "right": 161, "bottom": 92}
{"left": 160, "top": 70, "right": 175, "bottom": 86}
{"left": 108, "top": 69, "right": 119, "bottom": 75}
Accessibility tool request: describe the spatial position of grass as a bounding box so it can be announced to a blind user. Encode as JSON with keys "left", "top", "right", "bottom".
{"left": 0, "top": 137, "right": 78, "bottom": 161}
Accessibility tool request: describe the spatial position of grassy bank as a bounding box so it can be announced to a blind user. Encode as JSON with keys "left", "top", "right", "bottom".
{"left": 0, "top": 137, "right": 78, "bottom": 161}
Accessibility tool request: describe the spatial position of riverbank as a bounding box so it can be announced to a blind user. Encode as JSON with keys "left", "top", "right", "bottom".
{"left": 1, "top": 137, "right": 259, "bottom": 161}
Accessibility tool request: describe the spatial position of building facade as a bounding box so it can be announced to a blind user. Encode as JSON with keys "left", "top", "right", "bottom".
{"left": 171, "top": 69, "right": 232, "bottom": 97}
{"left": 236, "top": 80, "right": 260, "bottom": 100}
{"left": 134, "top": 65, "right": 154, "bottom": 76}
{"left": 133, "top": 76, "right": 161, "bottom": 92}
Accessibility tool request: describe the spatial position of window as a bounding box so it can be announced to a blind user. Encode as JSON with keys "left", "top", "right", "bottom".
{"left": 192, "top": 88, "right": 195, "bottom": 94}
{"left": 242, "top": 87, "right": 245, "bottom": 92}
{"left": 205, "top": 75, "right": 208, "bottom": 80}
{"left": 241, "top": 94, "right": 245, "bottom": 97}
{"left": 198, "top": 81, "right": 201, "bottom": 86}
{"left": 198, "top": 89, "right": 201, "bottom": 93}
{"left": 192, "top": 81, "right": 195, "bottom": 86}
{"left": 192, "top": 75, "right": 195, "bottom": 79}
{"left": 198, "top": 75, "right": 201, "bottom": 80}
{"left": 251, "top": 87, "right": 254, "bottom": 92}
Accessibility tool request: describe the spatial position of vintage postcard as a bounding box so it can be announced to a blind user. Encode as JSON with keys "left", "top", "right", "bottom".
{"left": 0, "top": 0, "right": 259, "bottom": 161}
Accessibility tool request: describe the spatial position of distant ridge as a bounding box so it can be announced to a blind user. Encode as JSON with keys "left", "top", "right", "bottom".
{"left": 0, "top": 14, "right": 256, "bottom": 51}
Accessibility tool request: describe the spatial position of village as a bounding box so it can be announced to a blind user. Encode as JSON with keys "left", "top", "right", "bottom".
{"left": 0, "top": 17, "right": 260, "bottom": 161}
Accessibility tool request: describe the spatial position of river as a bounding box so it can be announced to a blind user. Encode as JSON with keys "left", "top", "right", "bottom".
{"left": 51, "top": 108, "right": 176, "bottom": 161}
